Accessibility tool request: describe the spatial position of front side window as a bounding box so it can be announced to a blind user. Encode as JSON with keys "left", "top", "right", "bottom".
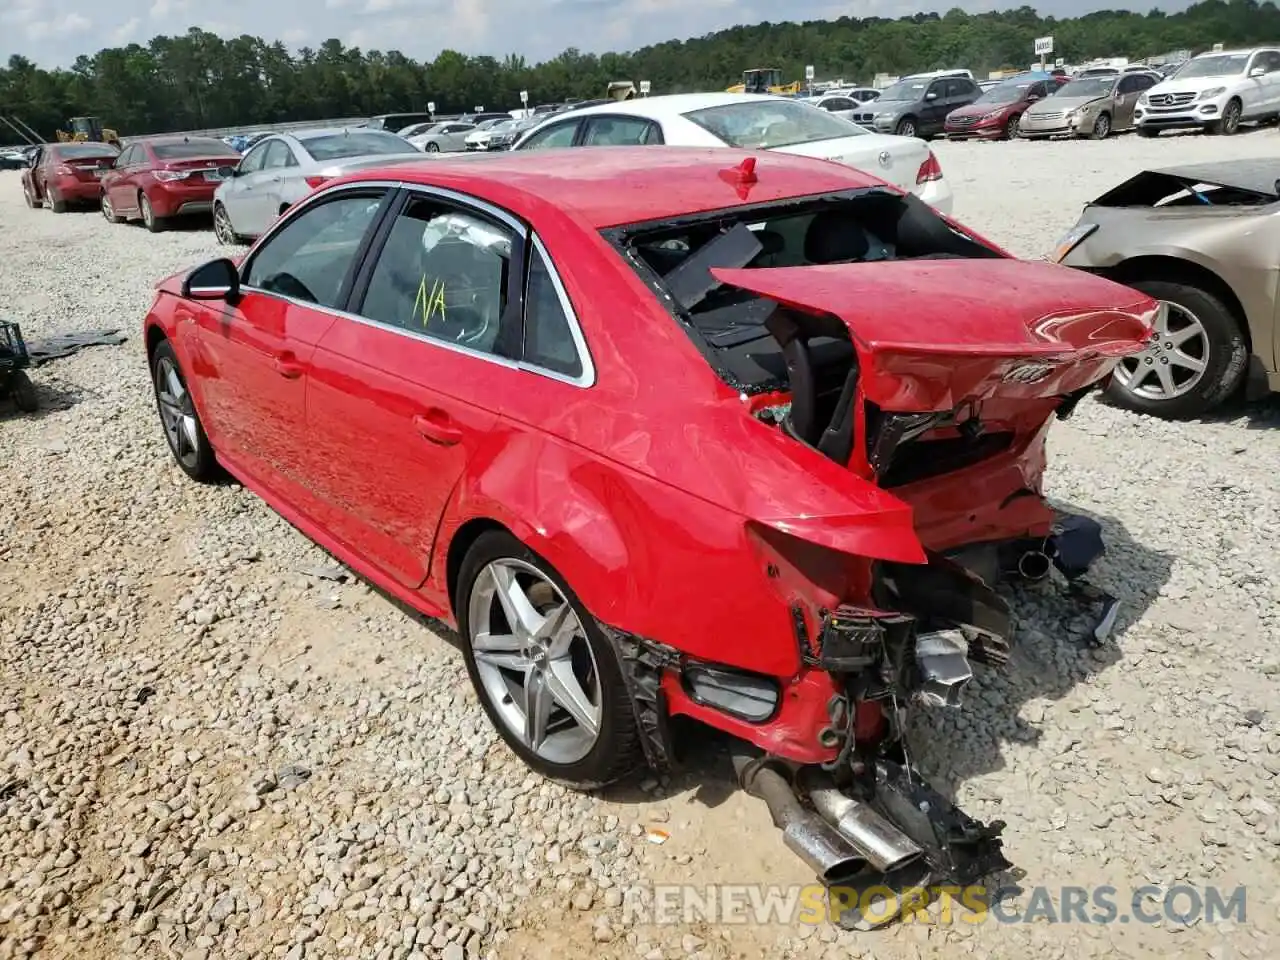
{"left": 358, "top": 196, "right": 517, "bottom": 358}
{"left": 683, "top": 100, "right": 864, "bottom": 149}
{"left": 517, "top": 121, "right": 580, "bottom": 150}
{"left": 238, "top": 141, "right": 270, "bottom": 174}
{"left": 244, "top": 191, "right": 387, "bottom": 308}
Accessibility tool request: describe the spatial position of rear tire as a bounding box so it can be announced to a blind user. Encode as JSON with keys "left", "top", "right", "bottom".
{"left": 140, "top": 194, "right": 165, "bottom": 233}
{"left": 456, "top": 530, "right": 643, "bottom": 790}
{"left": 23, "top": 183, "right": 38, "bottom": 208}
{"left": 9, "top": 371, "right": 38, "bottom": 413}
{"left": 50, "top": 192, "right": 67, "bottom": 213}
{"left": 1104, "top": 279, "right": 1248, "bottom": 419}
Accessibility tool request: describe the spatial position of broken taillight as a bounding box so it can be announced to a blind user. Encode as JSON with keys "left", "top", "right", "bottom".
{"left": 304, "top": 175, "right": 330, "bottom": 189}
{"left": 54, "top": 164, "right": 74, "bottom": 176}
{"left": 916, "top": 152, "right": 943, "bottom": 184}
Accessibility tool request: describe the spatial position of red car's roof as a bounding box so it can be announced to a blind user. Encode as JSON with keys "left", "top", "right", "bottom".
{"left": 339, "top": 147, "right": 888, "bottom": 228}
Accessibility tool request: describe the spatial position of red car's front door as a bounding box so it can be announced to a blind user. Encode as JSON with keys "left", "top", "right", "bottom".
{"left": 186, "top": 188, "right": 392, "bottom": 499}
{"left": 302, "top": 192, "right": 538, "bottom": 588}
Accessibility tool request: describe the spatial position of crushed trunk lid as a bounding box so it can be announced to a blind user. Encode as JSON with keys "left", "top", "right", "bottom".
{"left": 710, "top": 259, "right": 1155, "bottom": 412}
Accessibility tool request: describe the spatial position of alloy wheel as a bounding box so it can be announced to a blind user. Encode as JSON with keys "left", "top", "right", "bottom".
{"left": 426, "top": 142, "right": 440, "bottom": 152}
{"left": 1093, "top": 114, "right": 1110, "bottom": 138}
{"left": 213, "top": 205, "right": 235, "bottom": 244}
{"left": 141, "top": 197, "right": 154, "bottom": 228}
{"left": 154, "top": 356, "right": 201, "bottom": 470}
{"left": 466, "top": 558, "right": 603, "bottom": 765}
{"left": 898, "top": 120, "right": 916, "bottom": 138}
{"left": 1222, "top": 101, "right": 1241, "bottom": 135}
{"left": 101, "top": 195, "right": 114, "bottom": 221}
{"left": 1112, "top": 301, "right": 1209, "bottom": 401}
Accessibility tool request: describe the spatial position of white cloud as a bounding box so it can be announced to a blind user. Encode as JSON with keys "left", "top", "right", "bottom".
{"left": 26, "top": 12, "right": 92, "bottom": 39}
{"left": 149, "top": 0, "right": 191, "bottom": 19}
{"left": 110, "top": 16, "right": 141, "bottom": 43}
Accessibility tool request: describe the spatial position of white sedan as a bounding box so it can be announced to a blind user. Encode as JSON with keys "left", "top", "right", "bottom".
{"left": 509, "top": 92, "right": 952, "bottom": 213}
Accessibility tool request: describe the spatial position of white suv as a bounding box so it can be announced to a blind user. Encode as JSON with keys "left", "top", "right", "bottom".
{"left": 1134, "top": 46, "right": 1280, "bottom": 136}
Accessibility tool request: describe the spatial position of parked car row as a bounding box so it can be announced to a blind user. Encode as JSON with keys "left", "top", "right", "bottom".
{"left": 831, "top": 46, "right": 1280, "bottom": 142}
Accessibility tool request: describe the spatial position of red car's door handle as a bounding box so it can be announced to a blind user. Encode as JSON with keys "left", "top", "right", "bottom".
{"left": 273, "top": 355, "right": 305, "bottom": 379}
{"left": 412, "top": 410, "right": 462, "bottom": 445}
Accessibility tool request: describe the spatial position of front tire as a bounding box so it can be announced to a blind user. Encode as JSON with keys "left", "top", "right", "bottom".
{"left": 456, "top": 530, "right": 643, "bottom": 789}
{"left": 1211, "top": 98, "right": 1242, "bottom": 136}
{"left": 212, "top": 202, "right": 240, "bottom": 245}
{"left": 894, "top": 117, "right": 917, "bottom": 138}
{"left": 101, "top": 193, "right": 122, "bottom": 223}
{"left": 1090, "top": 112, "right": 1111, "bottom": 139}
{"left": 1104, "top": 279, "right": 1248, "bottom": 419}
{"left": 23, "top": 183, "right": 38, "bottom": 208}
{"left": 151, "top": 340, "right": 217, "bottom": 480}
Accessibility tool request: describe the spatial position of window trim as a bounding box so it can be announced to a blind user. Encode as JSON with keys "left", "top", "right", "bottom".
{"left": 239, "top": 179, "right": 596, "bottom": 388}
{"left": 577, "top": 114, "right": 665, "bottom": 146}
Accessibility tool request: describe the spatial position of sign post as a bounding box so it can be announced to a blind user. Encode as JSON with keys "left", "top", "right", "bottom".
{"left": 1212, "top": 42, "right": 1224, "bottom": 52}
{"left": 1034, "top": 36, "right": 1053, "bottom": 72}
{"left": 805, "top": 63, "right": 815, "bottom": 95}
{"left": 519, "top": 90, "right": 528, "bottom": 116}
{"left": 427, "top": 101, "right": 436, "bottom": 117}
{"left": 639, "top": 80, "right": 651, "bottom": 97}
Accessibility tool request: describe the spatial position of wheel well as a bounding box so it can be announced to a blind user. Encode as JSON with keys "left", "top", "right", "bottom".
{"left": 445, "top": 518, "right": 513, "bottom": 614}
{"left": 1097, "top": 255, "right": 1251, "bottom": 350}
{"left": 145, "top": 323, "right": 167, "bottom": 360}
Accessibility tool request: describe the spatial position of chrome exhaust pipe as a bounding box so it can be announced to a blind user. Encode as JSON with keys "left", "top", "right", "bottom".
{"left": 807, "top": 785, "right": 925, "bottom": 874}
{"left": 1017, "top": 549, "right": 1052, "bottom": 581}
{"left": 732, "top": 751, "right": 866, "bottom": 885}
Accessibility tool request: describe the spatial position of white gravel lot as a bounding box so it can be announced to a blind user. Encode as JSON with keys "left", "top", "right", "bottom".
{"left": 2, "top": 129, "right": 1280, "bottom": 960}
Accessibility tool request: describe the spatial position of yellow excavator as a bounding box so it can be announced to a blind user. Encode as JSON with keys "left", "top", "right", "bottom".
{"left": 726, "top": 68, "right": 802, "bottom": 96}
{"left": 55, "top": 116, "right": 120, "bottom": 146}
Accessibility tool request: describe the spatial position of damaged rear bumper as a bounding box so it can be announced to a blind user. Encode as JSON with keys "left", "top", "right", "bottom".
{"left": 604, "top": 510, "right": 1117, "bottom": 922}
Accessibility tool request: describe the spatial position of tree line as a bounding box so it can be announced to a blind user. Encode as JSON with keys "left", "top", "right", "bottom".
{"left": 0, "top": 0, "right": 1275, "bottom": 140}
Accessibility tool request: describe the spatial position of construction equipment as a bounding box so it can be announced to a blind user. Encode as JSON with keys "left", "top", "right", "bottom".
{"left": 726, "top": 68, "right": 802, "bottom": 96}
{"left": 0, "top": 321, "right": 37, "bottom": 413}
{"left": 55, "top": 117, "right": 120, "bottom": 146}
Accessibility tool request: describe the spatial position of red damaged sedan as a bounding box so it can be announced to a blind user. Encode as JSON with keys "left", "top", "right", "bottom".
{"left": 944, "top": 73, "right": 1067, "bottom": 140}
{"left": 100, "top": 135, "right": 241, "bottom": 232}
{"left": 142, "top": 147, "right": 1154, "bottom": 905}
{"left": 20, "top": 141, "right": 119, "bottom": 211}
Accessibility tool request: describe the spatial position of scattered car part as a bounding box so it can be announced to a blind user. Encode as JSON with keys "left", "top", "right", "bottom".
{"left": 25, "top": 329, "right": 127, "bottom": 365}
{"left": 0, "top": 321, "right": 38, "bottom": 413}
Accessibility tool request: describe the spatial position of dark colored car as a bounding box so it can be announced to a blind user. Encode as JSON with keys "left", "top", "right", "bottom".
{"left": 99, "top": 135, "right": 241, "bottom": 232}
{"left": 143, "top": 146, "right": 1152, "bottom": 902}
{"left": 944, "top": 73, "right": 1067, "bottom": 140}
{"left": 365, "top": 112, "right": 436, "bottom": 132}
{"left": 851, "top": 74, "right": 982, "bottom": 139}
{"left": 20, "top": 141, "right": 120, "bottom": 211}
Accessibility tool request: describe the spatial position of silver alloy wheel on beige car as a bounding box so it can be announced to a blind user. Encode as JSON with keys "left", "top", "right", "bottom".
{"left": 1112, "top": 302, "right": 1208, "bottom": 402}
{"left": 1090, "top": 112, "right": 1111, "bottom": 139}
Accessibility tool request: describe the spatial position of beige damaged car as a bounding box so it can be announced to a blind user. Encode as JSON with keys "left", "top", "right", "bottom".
{"left": 1019, "top": 71, "right": 1160, "bottom": 139}
{"left": 1049, "top": 160, "right": 1278, "bottom": 417}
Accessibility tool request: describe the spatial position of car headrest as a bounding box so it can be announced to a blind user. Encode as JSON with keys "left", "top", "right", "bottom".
{"left": 803, "top": 211, "right": 872, "bottom": 264}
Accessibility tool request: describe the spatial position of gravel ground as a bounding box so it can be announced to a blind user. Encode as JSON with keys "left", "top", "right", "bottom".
{"left": 2, "top": 129, "right": 1280, "bottom": 960}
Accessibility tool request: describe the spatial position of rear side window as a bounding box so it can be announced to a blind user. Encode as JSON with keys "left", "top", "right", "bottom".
{"left": 523, "top": 242, "right": 583, "bottom": 378}
{"left": 263, "top": 140, "right": 297, "bottom": 168}
{"left": 301, "top": 131, "right": 412, "bottom": 161}
{"left": 582, "top": 117, "right": 662, "bottom": 146}
{"left": 357, "top": 196, "right": 517, "bottom": 358}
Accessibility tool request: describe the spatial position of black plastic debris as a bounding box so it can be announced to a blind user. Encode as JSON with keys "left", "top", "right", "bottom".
{"left": 25, "top": 329, "right": 128, "bottom": 366}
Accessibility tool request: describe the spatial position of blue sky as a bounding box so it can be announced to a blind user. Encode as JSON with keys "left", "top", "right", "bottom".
{"left": 3, "top": 0, "right": 1194, "bottom": 69}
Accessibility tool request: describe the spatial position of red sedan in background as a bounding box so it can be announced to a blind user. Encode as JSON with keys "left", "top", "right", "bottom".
{"left": 100, "top": 135, "right": 241, "bottom": 232}
{"left": 141, "top": 147, "right": 1154, "bottom": 903}
{"left": 20, "top": 141, "right": 120, "bottom": 211}
{"left": 944, "top": 73, "right": 1069, "bottom": 139}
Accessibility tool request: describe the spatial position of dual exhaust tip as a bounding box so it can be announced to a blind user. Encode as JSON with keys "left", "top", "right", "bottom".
{"left": 732, "top": 751, "right": 923, "bottom": 887}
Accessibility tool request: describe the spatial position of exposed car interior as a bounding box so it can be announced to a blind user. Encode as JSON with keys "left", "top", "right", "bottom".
{"left": 607, "top": 188, "right": 1005, "bottom": 482}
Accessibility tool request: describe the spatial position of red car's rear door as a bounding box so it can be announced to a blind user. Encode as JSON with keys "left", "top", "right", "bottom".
{"left": 186, "top": 188, "right": 393, "bottom": 503}
{"left": 304, "top": 190, "right": 535, "bottom": 588}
